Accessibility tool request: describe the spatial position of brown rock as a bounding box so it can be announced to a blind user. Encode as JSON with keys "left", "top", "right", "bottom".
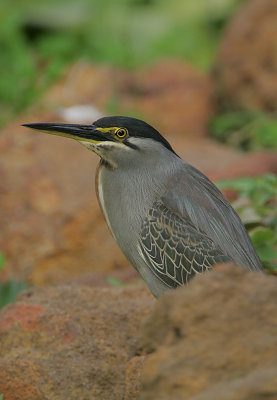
{"left": 172, "top": 135, "right": 277, "bottom": 183}
{"left": 46, "top": 60, "right": 215, "bottom": 137}
{"left": 45, "top": 62, "right": 123, "bottom": 110}
{"left": 125, "top": 356, "right": 146, "bottom": 400}
{"left": 120, "top": 60, "right": 215, "bottom": 137}
{"left": 206, "top": 148, "right": 277, "bottom": 181}
{"left": 139, "top": 264, "right": 277, "bottom": 399}
{"left": 0, "top": 285, "right": 153, "bottom": 400}
{"left": 29, "top": 202, "right": 133, "bottom": 286}
{"left": 0, "top": 117, "right": 130, "bottom": 285}
{"left": 184, "top": 367, "right": 277, "bottom": 400}
{"left": 215, "top": 0, "right": 277, "bottom": 111}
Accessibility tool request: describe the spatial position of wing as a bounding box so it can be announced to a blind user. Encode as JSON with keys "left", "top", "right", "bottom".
{"left": 139, "top": 201, "right": 230, "bottom": 288}
{"left": 160, "top": 163, "right": 263, "bottom": 272}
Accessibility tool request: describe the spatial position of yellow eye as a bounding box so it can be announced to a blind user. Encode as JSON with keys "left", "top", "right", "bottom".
{"left": 115, "top": 128, "right": 128, "bottom": 139}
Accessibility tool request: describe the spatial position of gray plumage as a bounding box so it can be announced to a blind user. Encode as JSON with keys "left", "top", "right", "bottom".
{"left": 97, "top": 139, "right": 262, "bottom": 296}
{"left": 23, "top": 116, "right": 263, "bottom": 297}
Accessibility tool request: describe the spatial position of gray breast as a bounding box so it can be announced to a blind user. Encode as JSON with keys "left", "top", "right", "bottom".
{"left": 96, "top": 154, "right": 180, "bottom": 266}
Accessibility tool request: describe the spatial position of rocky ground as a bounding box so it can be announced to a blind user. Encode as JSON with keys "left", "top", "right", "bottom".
{"left": 1, "top": 0, "right": 277, "bottom": 397}
{"left": 0, "top": 265, "right": 276, "bottom": 399}
{"left": 139, "top": 265, "right": 277, "bottom": 400}
{"left": 0, "top": 285, "right": 153, "bottom": 400}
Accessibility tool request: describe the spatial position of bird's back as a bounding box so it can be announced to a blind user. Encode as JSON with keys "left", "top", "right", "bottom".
{"left": 162, "top": 162, "right": 263, "bottom": 272}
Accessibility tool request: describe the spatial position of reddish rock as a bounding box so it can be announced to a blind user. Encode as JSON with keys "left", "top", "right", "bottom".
{"left": 0, "top": 304, "right": 45, "bottom": 332}
{"left": 0, "top": 263, "right": 276, "bottom": 399}
{"left": 125, "top": 356, "right": 146, "bottom": 399}
{"left": 0, "top": 285, "right": 153, "bottom": 400}
{"left": 45, "top": 62, "right": 120, "bottom": 109}
{"left": 120, "top": 60, "right": 215, "bottom": 137}
{"left": 215, "top": 0, "right": 277, "bottom": 111}
{"left": 139, "top": 264, "right": 277, "bottom": 400}
{"left": 173, "top": 135, "right": 277, "bottom": 184}
{"left": 0, "top": 116, "right": 130, "bottom": 285}
{"left": 0, "top": 361, "right": 44, "bottom": 400}
{"left": 46, "top": 60, "right": 215, "bottom": 137}
{"left": 207, "top": 148, "right": 277, "bottom": 181}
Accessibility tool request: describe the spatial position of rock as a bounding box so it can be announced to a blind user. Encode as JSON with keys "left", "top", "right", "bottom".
{"left": 182, "top": 368, "right": 277, "bottom": 400}
{"left": 45, "top": 62, "right": 123, "bottom": 112}
{"left": 173, "top": 135, "right": 277, "bottom": 183}
{"left": 139, "top": 264, "right": 277, "bottom": 400}
{"left": 207, "top": 148, "right": 277, "bottom": 181}
{"left": 215, "top": 0, "right": 277, "bottom": 111}
{"left": 120, "top": 60, "right": 215, "bottom": 137}
{"left": 125, "top": 356, "right": 146, "bottom": 400}
{"left": 46, "top": 60, "right": 215, "bottom": 137}
{"left": 1, "top": 264, "right": 276, "bottom": 399}
{"left": 0, "top": 285, "right": 153, "bottom": 400}
{"left": 0, "top": 116, "right": 131, "bottom": 285}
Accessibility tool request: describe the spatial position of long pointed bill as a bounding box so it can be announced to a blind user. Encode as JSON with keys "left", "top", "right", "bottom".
{"left": 22, "top": 123, "right": 108, "bottom": 144}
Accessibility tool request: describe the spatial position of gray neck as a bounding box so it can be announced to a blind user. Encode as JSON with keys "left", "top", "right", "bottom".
{"left": 97, "top": 142, "right": 181, "bottom": 249}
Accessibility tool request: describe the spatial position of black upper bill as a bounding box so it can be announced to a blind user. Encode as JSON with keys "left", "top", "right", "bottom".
{"left": 22, "top": 123, "right": 109, "bottom": 142}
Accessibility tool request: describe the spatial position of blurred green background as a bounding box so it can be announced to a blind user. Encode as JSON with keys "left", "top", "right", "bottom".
{"left": 0, "top": 0, "right": 240, "bottom": 126}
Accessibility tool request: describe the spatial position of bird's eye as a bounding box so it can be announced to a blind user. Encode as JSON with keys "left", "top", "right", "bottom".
{"left": 115, "top": 128, "right": 128, "bottom": 139}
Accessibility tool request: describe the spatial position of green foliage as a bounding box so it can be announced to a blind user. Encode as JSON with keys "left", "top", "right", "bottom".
{"left": 0, "top": 12, "right": 37, "bottom": 125}
{"left": 250, "top": 228, "right": 277, "bottom": 266}
{"left": 0, "top": 0, "right": 240, "bottom": 127}
{"left": 0, "top": 393, "right": 4, "bottom": 400}
{"left": 0, "top": 253, "right": 5, "bottom": 271}
{"left": 217, "top": 174, "right": 277, "bottom": 271}
{"left": 107, "top": 276, "right": 128, "bottom": 287}
{"left": 0, "top": 253, "right": 29, "bottom": 309}
{"left": 0, "top": 281, "right": 29, "bottom": 310}
{"left": 210, "top": 112, "right": 277, "bottom": 151}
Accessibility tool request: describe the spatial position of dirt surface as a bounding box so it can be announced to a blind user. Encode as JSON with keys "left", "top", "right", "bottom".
{"left": 0, "top": 285, "right": 153, "bottom": 400}
{"left": 216, "top": 0, "right": 277, "bottom": 111}
{"left": 139, "top": 264, "right": 277, "bottom": 400}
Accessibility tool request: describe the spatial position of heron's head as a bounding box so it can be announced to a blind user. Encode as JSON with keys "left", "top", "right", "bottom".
{"left": 23, "top": 116, "right": 176, "bottom": 168}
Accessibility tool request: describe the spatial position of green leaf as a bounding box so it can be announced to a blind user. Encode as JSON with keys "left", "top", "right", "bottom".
{"left": 0, "top": 253, "right": 5, "bottom": 270}
{"left": 250, "top": 228, "right": 277, "bottom": 264}
{"left": 217, "top": 174, "right": 277, "bottom": 214}
{"left": 258, "top": 246, "right": 277, "bottom": 263}
{"left": 0, "top": 393, "right": 4, "bottom": 400}
{"left": 217, "top": 175, "right": 277, "bottom": 269}
{"left": 250, "top": 227, "right": 275, "bottom": 244}
{"left": 210, "top": 111, "right": 277, "bottom": 151}
{"left": 106, "top": 276, "right": 127, "bottom": 287}
{"left": 0, "top": 281, "right": 29, "bottom": 309}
